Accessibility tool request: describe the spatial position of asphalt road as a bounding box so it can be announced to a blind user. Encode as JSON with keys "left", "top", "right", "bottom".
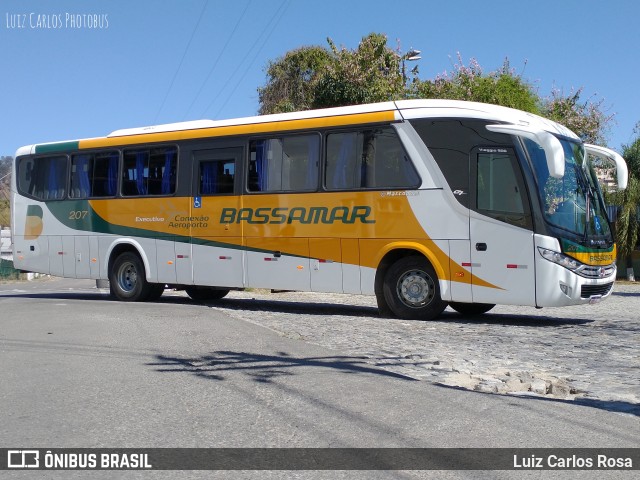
{"left": 0, "top": 278, "right": 638, "bottom": 479}
{"left": 215, "top": 285, "right": 640, "bottom": 407}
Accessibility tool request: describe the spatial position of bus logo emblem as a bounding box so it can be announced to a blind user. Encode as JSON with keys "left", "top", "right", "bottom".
{"left": 24, "top": 205, "right": 44, "bottom": 240}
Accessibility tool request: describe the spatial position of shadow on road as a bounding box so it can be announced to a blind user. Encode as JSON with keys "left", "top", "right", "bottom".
{"left": 207, "top": 297, "right": 381, "bottom": 318}
{"left": 190, "top": 296, "right": 592, "bottom": 326}
{"left": 0, "top": 291, "right": 109, "bottom": 301}
{"left": 0, "top": 288, "right": 594, "bottom": 326}
{"left": 570, "top": 397, "right": 640, "bottom": 416}
{"left": 0, "top": 290, "right": 196, "bottom": 305}
{"left": 612, "top": 291, "right": 640, "bottom": 298}
{"left": 438, "top": 311, "right": 593, "bottom": 326}
{"left": 150, "top": 350, "right": 640, "bottom": 417}
{"left": 148, "top": 350, "right": 417, "bottom": 383}
{"left": 436, "top": 384, "right": 640, "bottom": 417}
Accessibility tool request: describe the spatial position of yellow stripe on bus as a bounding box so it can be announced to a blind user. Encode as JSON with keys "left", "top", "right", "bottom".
{"left": 566, "top": 247, "right": 616, "bottom": 266}
{"left": 79, "top": 111, "right": 397, "bottom": 149}
{"left": 88, "top": 192, "right": 501, "bottom": 289}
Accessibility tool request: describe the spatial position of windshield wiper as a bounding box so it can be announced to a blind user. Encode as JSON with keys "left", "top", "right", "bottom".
{"left": 572, "top": 165, "right": 595, "bottom": 244}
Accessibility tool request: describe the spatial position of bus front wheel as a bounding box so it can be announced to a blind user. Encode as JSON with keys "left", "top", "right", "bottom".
{"left": 382, "top": 256, "right": 447, "bottom": 320}
{"left": 109, "top": 252, "right": 152, "bottom": 302}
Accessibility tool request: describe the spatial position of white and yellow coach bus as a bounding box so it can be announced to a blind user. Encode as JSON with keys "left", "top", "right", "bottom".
{"left": 11, "top": 100, "right": 628, "bottom": 319}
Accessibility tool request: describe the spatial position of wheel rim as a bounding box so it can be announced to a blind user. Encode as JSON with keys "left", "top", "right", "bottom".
{"left": 396, "top": 269, "right": 435, "bottom": 308}
{"left": 116, "top": 261, "right": 138, "bottom": 294}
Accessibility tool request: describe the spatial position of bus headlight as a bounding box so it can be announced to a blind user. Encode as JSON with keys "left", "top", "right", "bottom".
{"left": 537, "top": 247, "right": 581, "bottom": 272}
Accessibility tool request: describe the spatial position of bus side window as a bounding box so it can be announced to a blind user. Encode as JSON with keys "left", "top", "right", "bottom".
{"left": 122, "top": 147, "right": 177, "bottom": 197}
{"left": 200, "top": 159, "right": 235, "bottom": 195}
{"left": 70, "top": 154, "right": 92, "bottom": 198}
{"left": 473, "top": 148, "right": 532, "bottom": 229}
{"left": 93, "top": 152, "right": 119, "bottom": 197}
{"left": 248, "top": 134, "right": 319, "bottom": 193}
{"left": 70, "top": 151, "right": 119, "bottom": 199}
{"left": 324, "top": 127, "right": 419, "bottom": 190}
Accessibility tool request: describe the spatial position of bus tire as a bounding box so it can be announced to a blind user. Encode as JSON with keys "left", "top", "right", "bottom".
{"left": 109, "top": 251, "right": 152, "bottom": 302}
{"left": 376, "top": 293, "right": 394, "bottom": 318}
{"left": 382, "top": 256, "right": 447, "bottom": 320}
{"left": 449, "top": 302, "right": 495, "bottom": 316}
{"left": 185, "top": 287, "right": 230, "bottom": 302}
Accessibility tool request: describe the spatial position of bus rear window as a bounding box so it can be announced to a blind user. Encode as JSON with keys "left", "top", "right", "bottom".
{"left": 18, "top": 155, "right": 68, "bottom": 201}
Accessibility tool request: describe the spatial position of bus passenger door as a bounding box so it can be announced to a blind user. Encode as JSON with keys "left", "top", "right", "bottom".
{"left": 191, "top": 148, "right": 244, "bottom": 289}
{"left": 469, "top": 148, "right": 536, "bottom": 306}
{"left": 310, "top": 238, "right": 343, "bottom": 293}
{"left": 242, "top": 193, "right": 311, "bottom": 291}
{"left": 244, "top": 228, "right": 311, "bottom": 291}
{"left": 242, "top": 136, "right": 317, "bottom": 291}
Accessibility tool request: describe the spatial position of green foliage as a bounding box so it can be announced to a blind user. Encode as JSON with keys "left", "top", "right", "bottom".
{"left": 0, "top": 156, "right": 11, "bottom": 228}
{"left": 605, "top": 136, "right": 640, "bottom": 274}
{"left": 542, "top": 88, "right": 612, "bottom": 145}
{"left": 621, "top": 128, "right": 640, "bottom": 179}
{"left": 313, "top": 33, "right": 405, "bottom": 108}
{"left": 258, "top": 46, "right": 332, "bottom": 115}
{"left": 611, "top": 176, "right": 640, "bottom": 262}
{"left": 0, "top": 156, "right": 10, "bottom": 179}
{"left": 413, "top": 56, "right": 541, "bottom": 114}
{"left": 257, "top": 34, "right": 614, "bottom": 147}
{"left": 0, "top": 200, "right": 9, "bottom": 228}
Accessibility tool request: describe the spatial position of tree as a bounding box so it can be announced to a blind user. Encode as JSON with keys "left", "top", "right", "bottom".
{"left": 258, "top": 33, "right": 408, "bottom": 114}
{"left": 542, "top": 88, "right": 613, "bottom": 145}
{"left": 610, "top": 177, "right": 640, "bottom": 281}
{"left": 313, "top": 33, "right": 405, "bottom": 108}
{"left": 0, "top": 156, "right": 11, "bottom": 229}
{"left": 412, "top": 55, "right": 541, "bottom": 114}
{"left": 607, "top": 133, "right": 640, "bottom": 280}
{"left": 258, "top": 46, "right": 332, "bottom": 115}
{"left": 257, "top": 34, "right": 612, "bottom": 145}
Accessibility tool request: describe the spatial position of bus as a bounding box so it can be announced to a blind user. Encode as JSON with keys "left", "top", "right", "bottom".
{"left": 10, "top": 100, "right": 628, "bottom": 320}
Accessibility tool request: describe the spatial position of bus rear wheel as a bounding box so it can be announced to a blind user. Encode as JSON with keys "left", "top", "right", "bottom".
{"left": 109, "top": 251, "right": 152, "bottom": 302}
{"left": 449, "top": 302, "right": 495, "bottom": 316}
{"left": 382, "top": 256, "right": 447, "bottom": 320}
{"left": 185, "top": 287, "right": 230, "bottom": 302}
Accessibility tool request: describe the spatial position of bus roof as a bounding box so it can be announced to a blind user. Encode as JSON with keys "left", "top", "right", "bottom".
{"left": 16, "top": 99, "right": 580, "bottom": 157}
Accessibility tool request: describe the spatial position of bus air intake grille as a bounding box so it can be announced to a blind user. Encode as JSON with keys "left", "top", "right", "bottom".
{"left": 580, "top": 283, "right": 614, "bottom": 299}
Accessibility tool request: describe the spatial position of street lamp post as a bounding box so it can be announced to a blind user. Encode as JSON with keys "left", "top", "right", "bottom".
{"left": 401, "top": 48, "right": 421, "bottom": 84}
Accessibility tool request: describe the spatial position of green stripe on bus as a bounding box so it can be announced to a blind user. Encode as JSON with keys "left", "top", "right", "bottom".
{"left": 35, "top": 141, "right": 80, "bottom": 154}
{"left": 45, "top": 200, "right": 309, "bottom": 260}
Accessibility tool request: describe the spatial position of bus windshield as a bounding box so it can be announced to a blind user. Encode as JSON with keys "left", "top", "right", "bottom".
{"left": 524, "top": 137, "right": 612, "bottom": 245}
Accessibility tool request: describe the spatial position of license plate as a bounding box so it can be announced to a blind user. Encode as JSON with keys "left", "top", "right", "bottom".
{"left": 589, "top": 295, "right": 602, "bottom": 305}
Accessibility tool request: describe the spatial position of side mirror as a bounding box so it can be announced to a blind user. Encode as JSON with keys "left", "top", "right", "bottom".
{"left": 584, "top": 144, "right": 628, "bottom": 190}
{"left": 486, "top": 124, "right": 565, "bottom": 178}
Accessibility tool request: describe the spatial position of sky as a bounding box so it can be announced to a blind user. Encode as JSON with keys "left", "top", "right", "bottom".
{"left": 1, "top": 0, "right": 639, "bottom": 157}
